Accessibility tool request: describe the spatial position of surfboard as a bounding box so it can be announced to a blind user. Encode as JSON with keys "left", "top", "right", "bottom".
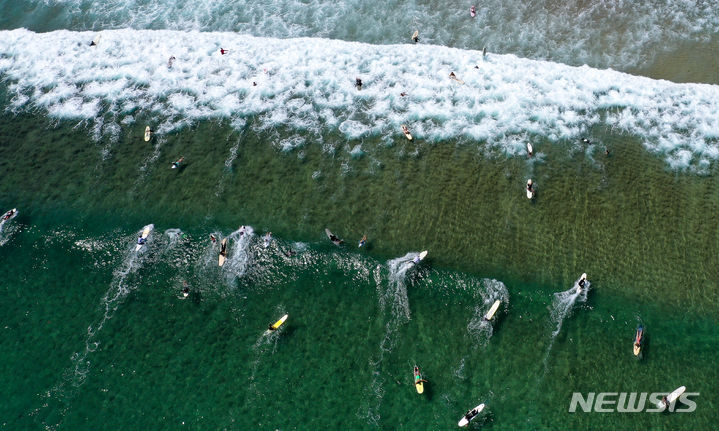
{"left": 458, "top": 403, "right": 485, "bottom": 427}
{"left": 413, "top": 366, "right": 424, "bottom": 394}
{"left": 419, "top": 250, "right": 428, "bottom": 261}
{"left": 325, "top": 228, "right": 342, "bottom": 245}
{"left": 2, "top": 208, "right": 16, "bottom": 221}
{"left": 526, "top": 179, "right": 534, "bottom": 199}
{"left": 218, "top": 238, "right": 227, "bottom": 267}
{"left": 401, "top": 124, "right": 413, "bottom": 141}
{"left": 633, "top": 325, "right": 643, "bottom": 356}
{"left": 449, "top": 74, "right": 465, "bottom": 85}
{"left": 92, "top": 34, "right": 101, "bottom": 46}
{"left": 527, "top": 142, "right": 533, "bottom": 157}
{"left": 657, "top": 386, "right": 686, "bottom": 410}
{"left": 484, "top": 300, "right": 501, "bottom": 321}
{"left": 411, "top": 30, "right": 419, "bottom": 41}
{"left": 144, "top": 126, "right": 152, "bottom": 142}
{"left": 265, "top": 314, "right": 288, "bottom": 335}
{"left": 135, "top": 226, "right": 151, "bottom": 251}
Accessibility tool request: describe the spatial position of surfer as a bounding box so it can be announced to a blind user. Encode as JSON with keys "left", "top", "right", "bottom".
{"left": 283, "top": 249, "right": 296, "bottom": 257}
{"left": 220, "top": 48, "right": 229, "bottom": 55}
{"left": 412, "top": 256, "right": 421, "bottom": 265}
{"left": 329, "top": 233, "right": 342, "bottom": 244}
{"left": 168, "top": 56, "right": 176, "bottom": 68}
{"left": 264, "top": 232, "right": 272, "bottom": 247}
{"left": 355, "top": 77, "right": 363, "bottom": 90}
{"left": 464, "top": 407, "right": 481, "bottom": 422}
{"left": 412, "top": 34, "right": 419, "bottom": 43}
{"left": 220, "top": 239, "right": 227, "bottom": 256}
{"left": 181, "top": 281, "right": 189, "bottom": 298}
{"left": 482, "top": 46, "right": 487, "bottom": 58}
{"left": 137, "top": 237, "right": 146, "bottom": 245}
{"left": 2, "top": 209, "right": 15, "bottom": 220}
{"left": 210, "top": 234, "right": 217, "bottom": 244}
{"left": 239, "top": 225, "right": 246, "bottom": 236}
{"left": 358, "top": 234, "right": 367, "bottom": 248}
{"left": 527, "top": 179, "right": 533, "bottom": 193}
{"left": 400, "top": 92, "right": 407, "bottom": 97}
{"left": 449, "top": 72, "right": 457, "bottom": 79}
{"left": 470, "top": 5, "right": 476, "bottom": 17}
{"left": 172, "top": 156, "right": 184, "bottom": 169}
{"left": 582, "top": 138, "right": 591, "bottom": 144}
{"left": 413, "top": 366, "right": 427, "bottom": 384}
{"left": 89, "top": 40, "right": 97, "bottom": 47}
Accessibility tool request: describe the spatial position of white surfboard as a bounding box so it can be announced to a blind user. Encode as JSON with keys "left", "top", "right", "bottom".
{"left": 484, "top": 300, "right": 501, "bottom": 321}
{"left": 144, "top": 126, "right": 152, "bottom": 142}
{"left": 2, "top": 208, "right": 17, "bottom": 221}
{"left": 419, "top": 250, "right": 428, "bottom": 261}
{"left": 458, "top": 403, "right": 485, "bottom": 427}
{"left": 325, "top": 228, "right": 342, "bottom": 245}
{"left": 92, "top": 34, "right": 101, "bottom": 46}
{"left": 218, "top": 238, "right": 228, "bottom": 267}
{"left": 657, "top": 386, "right": 686, "bottom": 410}
{"left": 135, "top": 226, "right": 151, "bottom": 251}
{"left": 526, "top": 179, "right": 534, "bottom": 199}
{"left": 411, "top": 30, "right": 419, "bottom": 41}
{"left": 527, "top": 142, "right": 533, "bottom": 156}
{"left": 401, "top": 124, "right": 413, "bottom": 141}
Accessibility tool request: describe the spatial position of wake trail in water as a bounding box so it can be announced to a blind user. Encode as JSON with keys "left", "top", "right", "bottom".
{"left": 541, "top": 274, "right": 591, "bottom": 372}
{"left": 31, "top": 224, "right": 154, "bottom": 430}
{"left": 359, "top": 252, "right": 420, "bottom": 427}
{"left": 0, "top": 209, "right": 19, "bottom": 245}
{"left": 466, "top": 279, "right": 510, "bottom": 347}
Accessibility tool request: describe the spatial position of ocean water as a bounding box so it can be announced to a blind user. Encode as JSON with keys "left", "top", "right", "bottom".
{"left": 1, "top": 1, "right": 718, "bottom": 430}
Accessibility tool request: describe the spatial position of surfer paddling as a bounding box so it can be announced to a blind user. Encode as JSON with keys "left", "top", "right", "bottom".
{"left": 355, "top": 77, "right": 363, "bottom": 90}
{"left": 358, "top": 234, "right": 367, "bottom": 248}
{"left": 2, "top": 209, "right": 15, "bottom": 221}
{"left": 171, "top": 156, "right": 184, "bottom": 169}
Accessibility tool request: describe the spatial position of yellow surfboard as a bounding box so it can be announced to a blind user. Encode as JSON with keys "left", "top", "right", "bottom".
{"left": 413, "top": 366, "right": 425, "bottom": 394}
{"left": 265, "top": 314, "right": 288, "bottom": 335}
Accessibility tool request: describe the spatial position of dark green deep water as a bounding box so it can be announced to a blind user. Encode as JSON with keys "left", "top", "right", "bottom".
{"left": 1, "top": 108, "right": 718, "bottom": 430}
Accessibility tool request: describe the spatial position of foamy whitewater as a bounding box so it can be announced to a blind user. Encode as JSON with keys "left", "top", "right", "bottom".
{"left": 1, "top": 29, "right": 719, "bottom": 168}
{"left": 4, "top": 0, "right": 717, "bottom": 71}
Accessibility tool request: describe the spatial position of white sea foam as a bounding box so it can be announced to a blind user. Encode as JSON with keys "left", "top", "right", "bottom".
{"left": 12, "top": 0, "right": 718, "bottom": 72}
{"left": 1, "top": 29, "right": 719, "bottom": 169}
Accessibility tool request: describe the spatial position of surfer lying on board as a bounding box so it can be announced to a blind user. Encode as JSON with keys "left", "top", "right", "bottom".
{"left": 526, "top": 179, "right": 533, "bottom": 193}
{"left": 137, "top": 237, "right": 146, "bottom": 245}
{"left": 329, "top": 233, "right": 342, "bottom": 244}
{"left": 220, "top": 48, "right": 229, "bottom": 55}
{"left": 358, "top": 235, "right": 367, "bottom": 248}
{"left": 464, "top": 408, "right": 481, "bottom": 421}
{"left": 210, "top": 234, "right": 217, "bottom": 244}
{"left": 413, "top": 366, "right": 428, "bottom": 383}
{"left": 172, "top": 156, "right": 184, "bottom": 169}
{"left": 2, "top": 209, "right": 15, "bottom": 220}
{"left": 355, "top": 78, "right": 362, "bottom": 89}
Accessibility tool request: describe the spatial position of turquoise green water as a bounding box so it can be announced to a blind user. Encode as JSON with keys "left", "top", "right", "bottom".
{"left": 1, "top": 108, "right": 718, "bottom": 429}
